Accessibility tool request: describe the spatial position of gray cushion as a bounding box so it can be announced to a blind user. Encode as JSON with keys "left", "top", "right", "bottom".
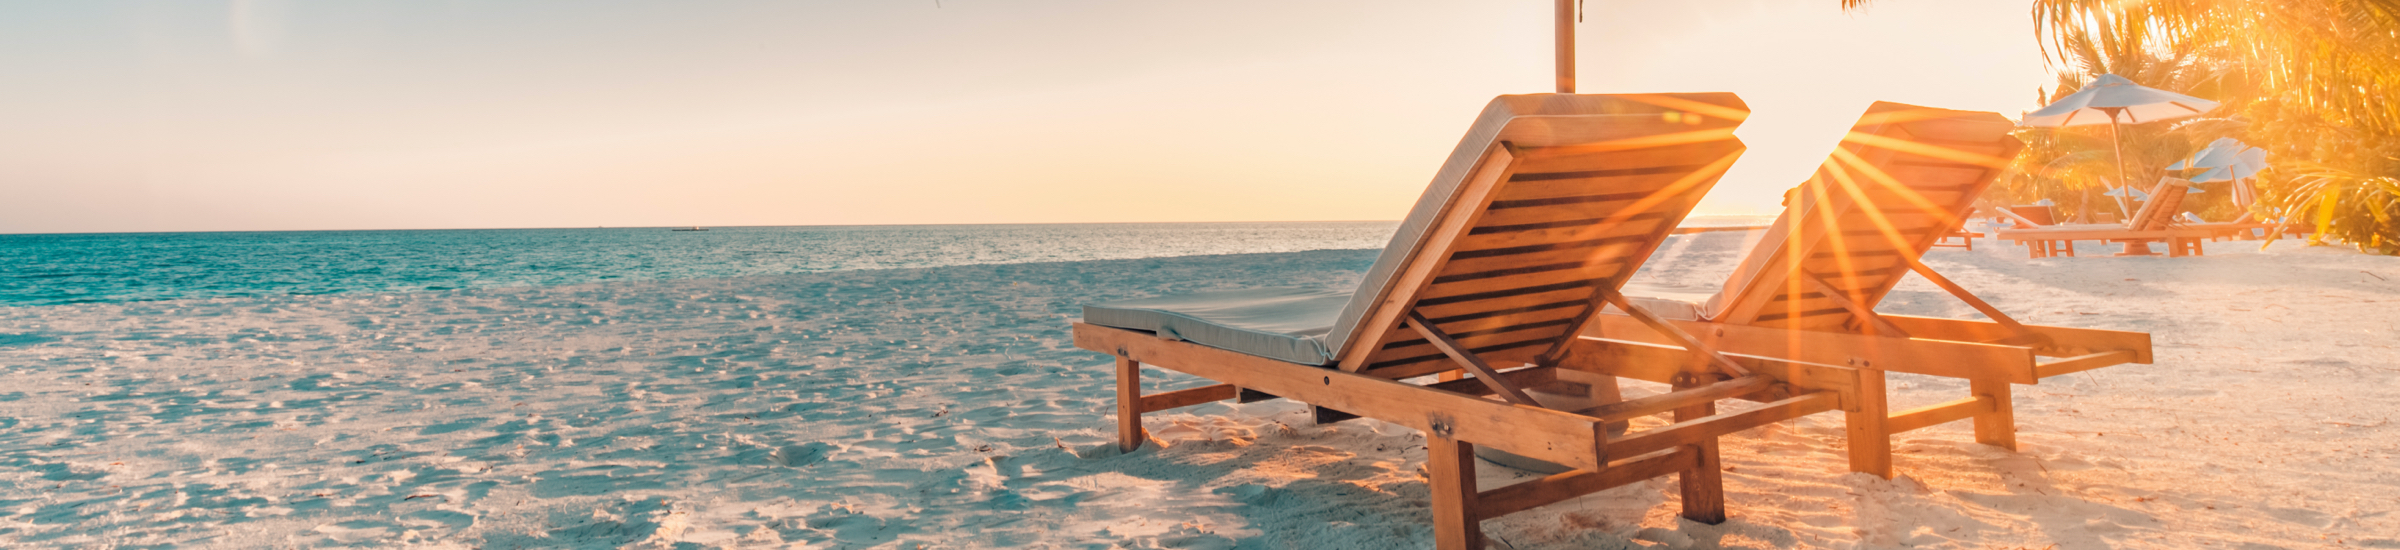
{"left": 1082, "top": 287, "right": 1350, "bottom": 365}
{"left": 1609, "top": 282, "right": 1717, "bottom": 322}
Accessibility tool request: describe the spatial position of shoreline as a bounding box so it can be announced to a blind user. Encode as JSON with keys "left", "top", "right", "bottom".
{"left": 1, "top": 237, "right": 2395, "bottom": 548}
{"left": 2, "top": 218, "right": 1786, "bottom": 309}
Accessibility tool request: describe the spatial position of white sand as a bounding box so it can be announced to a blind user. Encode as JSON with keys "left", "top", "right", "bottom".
{"left": 1, "top": 236, "right": 2394, "bottom": 549}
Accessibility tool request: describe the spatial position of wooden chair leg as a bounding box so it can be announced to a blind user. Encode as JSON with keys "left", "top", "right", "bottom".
{"left": 1844, "top": 369, "right": 1894, "bottom": 478}
{"left": 1116, "top": 356, "right": 1145, "bottom": 453}
{"left": 1672, "top": 377, "right": 1727, "bottom": 524}
{"left": 1970, "top": 379, "right": 2018, "bottom": 450}
{"left": 1427, "top": 436, "right": 1484, "bottom": 550}
{"left": 1594, "top": 374, "right": 1630, "bottom": 435}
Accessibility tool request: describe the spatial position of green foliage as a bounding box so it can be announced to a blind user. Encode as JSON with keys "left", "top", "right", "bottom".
{"left": 2274, "top": 161, "right": 2400, "bottom": 254}
{"left": 2013, "top": 0, "right": 2400, "bottom": 254}
{"left": 2032, "top": 0, "right": 2400, "bottom": 137}
{"left": 1989, "top": 25, "right": 2249, "bottom": 223}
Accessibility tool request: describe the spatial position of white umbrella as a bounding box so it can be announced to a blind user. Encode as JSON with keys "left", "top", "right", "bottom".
{"left": 2020, "top": 74, "right": 2222, "bottom": 219}
{"left": 2236, "top": 148, "right": 2267, "bottom": 175}
{"left": 2226, "top": 148, "right": 2269, "bottom": 208}
{"left": 2102, "top": 186, "right": 2151, "bottom": 201}
{"left": 2174, "top": 138, "right": 2270, "bottom": 208}
{"left": 2021, "top": 74, "right": 2222, "bottom": 127}
{"left": 2190, "top": 165, "right": 2236, "bottom": 183}
{"left": 2168, "top": 137, "right": 2249, "bottom": 171}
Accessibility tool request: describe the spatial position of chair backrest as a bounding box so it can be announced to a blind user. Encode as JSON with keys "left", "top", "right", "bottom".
{"left": 1702, "top": 101, "right": 2023, "bottom": 332}
{"left": 2001, "top": 204, "right": 2055, "bottom": 227}
{"left": 2127, "top": 178, "right": 2193, "bottom": 230}
{"left": 1326, "top": 93, "right": 1751, "bottom": 376}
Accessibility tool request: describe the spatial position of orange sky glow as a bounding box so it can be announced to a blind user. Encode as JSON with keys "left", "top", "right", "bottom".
{"left": 0, "top": 0, "right": 2054, "bottom": 233}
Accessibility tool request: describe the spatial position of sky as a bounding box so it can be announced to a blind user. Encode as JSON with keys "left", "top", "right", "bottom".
{"left": 0, "top": 0, "right": 2058, "bottom": 234}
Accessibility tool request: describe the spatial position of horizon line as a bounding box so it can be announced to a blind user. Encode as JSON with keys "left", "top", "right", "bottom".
{"left": 0, "top": 215, "right": 1779, "bottom": 237}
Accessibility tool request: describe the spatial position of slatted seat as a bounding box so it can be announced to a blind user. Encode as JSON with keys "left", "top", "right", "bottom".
{"left": 1568, "top": 101, "right": 2156, "bottom": 478}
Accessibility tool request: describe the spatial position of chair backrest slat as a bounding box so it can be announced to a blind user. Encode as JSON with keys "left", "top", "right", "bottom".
{"left": 2129, "top": 178, "right": 2193, "bottom": 231}
{"left": 1323, "top": 94, "right": 1751, "bottom": 375}
{"left": 1706, "top": 102, "right": 2022, "bottom": 333}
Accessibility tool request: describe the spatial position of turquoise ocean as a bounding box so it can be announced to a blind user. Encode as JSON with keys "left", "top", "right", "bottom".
{"left": 0, "top": 217, "right": 1767, "bottom": 307}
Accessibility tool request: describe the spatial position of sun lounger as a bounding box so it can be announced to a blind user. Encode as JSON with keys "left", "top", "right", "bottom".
{"left": 1572, "top": 101, "right": 2154, "bottom": 478}
{"left": 1997, "top": 178, "right": 2214, "bottom": 257}
{"left": 1931, "top": 229, "right": 1983, "bottom": 250}
{"left": 2178, "top": 212, "right": 2278, "bottom": 241}
{"left": 1994, "top": 204, "right": 2086, "bottom": 257}
{"left": 1072, "top": 93, "right": 1872, "bottom": 548}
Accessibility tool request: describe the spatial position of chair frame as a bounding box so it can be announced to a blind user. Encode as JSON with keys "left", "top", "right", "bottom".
{"left": 1072, "top": 93, "right": 1872, "bottom": 548}
{"left": 1077, "top": 321, "right": 1865, "bottom": 549}
{"left": 1593, "top": 103, "right": 2153, "bottom": 478}
{"left": 1996, "top": 179, "right": 2213, "bottom": 257}
{"left": 1579, "top": 268, "right": 2152, "bottom": 477}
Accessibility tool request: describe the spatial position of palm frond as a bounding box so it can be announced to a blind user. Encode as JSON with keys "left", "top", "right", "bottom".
{"left": 2010, "top": 0, "right": 2400, "bottom": 252}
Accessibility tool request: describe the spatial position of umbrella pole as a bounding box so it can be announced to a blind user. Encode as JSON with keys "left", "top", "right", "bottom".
{"left": 2108, "top": 114, "right": 2133, "bottom": 222}
{"left": 1555, "top": 0, "right": 1574, "bottom": 93}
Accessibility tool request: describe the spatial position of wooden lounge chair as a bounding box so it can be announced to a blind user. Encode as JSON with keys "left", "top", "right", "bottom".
{"left": 1993, "top": 204, "right": 2082, "bottom": 257}
{"left": 1930, "top": 228, "right": 1983, "bottom": 250}
{"left": 1072, "top": 93, "right": 1876, "bottom": 549}
{"left": 1996, "top": 178, "right": 2214, "bottom": 257}
{"left": 2182, "top": 212, "right": 2278, "bottom": 242}
{"left": 1572, "top": 101, "right": 2155, "bottom": 479}
{"left": 2112, "top": 178, "right": 2206, "bottom": 255}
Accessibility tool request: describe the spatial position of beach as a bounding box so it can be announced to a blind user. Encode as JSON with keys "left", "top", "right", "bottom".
{"left": 2, "top": 233, "right": 2396, "bottom": 549}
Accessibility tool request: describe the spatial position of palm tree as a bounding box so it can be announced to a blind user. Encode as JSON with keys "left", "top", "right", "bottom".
{"left": 1996, "top": 20, "right": 2244, "bottom": 223}
{"left": 2029, "top": 0, "right": 2400, "bottom": 138}
{"left": 1848, "top": 0, "right": 2400, "bottom": 252}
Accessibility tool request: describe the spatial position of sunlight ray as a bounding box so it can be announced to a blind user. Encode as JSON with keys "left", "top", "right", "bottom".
{"left": 1829, "top": 147, "right": 1967, "bottom": 229}
{"left": 1851, "top": 108, "right": 1983, "bottom": 127}
{"left": 1562, "top": 128, "right": 1740, "bottom": 153}
{"left": 1841, "top": 131, "right": 2012, "bottom": 168}
{"left": 1822, "top": 158, "right": 1933, "bottom": 263}
{"left": 1613, "top": 94, "right": 1754, "bottom": 122}
{"left": 1803, "top": 163, "right": 1865, "bottom": 330}
{"left": 1821, "top": 160, "right": 1924, "bottom": 335}
{"left": 1581, "top": 149, "right": 1747, "bottom": 244}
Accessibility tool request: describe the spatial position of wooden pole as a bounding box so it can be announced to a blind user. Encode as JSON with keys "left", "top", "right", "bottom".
{"left": 2105, "top": 108, "right": 2133, "bottom": 221}
{"left": 1555, "top": 0, "right": 1575, "bottom": 93}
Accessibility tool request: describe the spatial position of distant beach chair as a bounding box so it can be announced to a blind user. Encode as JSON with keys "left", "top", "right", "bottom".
{"left": 1583, "top": 101, "right": 2155, "bottom": 479}
{"left": 1931, "top": 228, "right": 1983, "bottom": 250}
{"left": 1994, "top": 204, "right": 2082, "bottom": 257}
{"left": 1998, "top": 204, "right": 2058, "bottom": 227}
{"left": 1072, "top": 93, "right": 1870, "bottom": 549}
{"left": 1997, "top": 178, "right": 2215, "bottom": 257}
{"left": 2180, "top": 211, "right": 2278, "bottom": 242}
